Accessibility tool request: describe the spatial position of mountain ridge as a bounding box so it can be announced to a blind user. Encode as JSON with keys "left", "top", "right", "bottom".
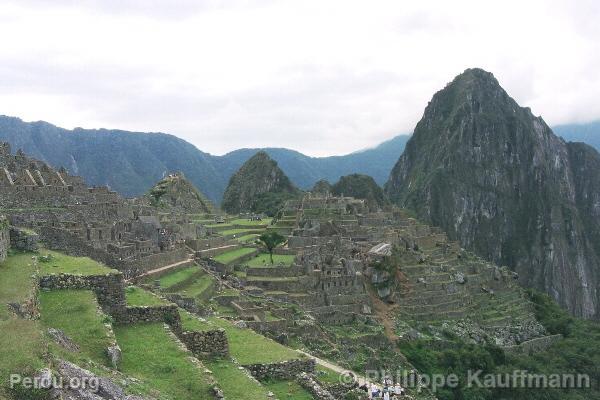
{"left": 0, "top": 115, "right": 409, "bottom": 203}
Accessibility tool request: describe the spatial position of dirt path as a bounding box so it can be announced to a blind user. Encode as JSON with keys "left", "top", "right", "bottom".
{"left": 295, "top": 349, "right": 378, "bottom": 389}
{"left": 366, "top": 284, "right": 400, "bottom": 343}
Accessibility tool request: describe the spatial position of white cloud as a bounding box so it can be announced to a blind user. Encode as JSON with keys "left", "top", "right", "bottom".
{"left": 0, "top": 0, "right": 598, "bottom": 156}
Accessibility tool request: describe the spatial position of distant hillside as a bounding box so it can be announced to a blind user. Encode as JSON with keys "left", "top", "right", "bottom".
{"left": 0, "top": 115, "right": 409, "bottom": 203}
{"left": 0, "top": 116, "right": 225, "bottom": 201}
{"left": 553, "top": 120, "right": 600, "bottom": 151}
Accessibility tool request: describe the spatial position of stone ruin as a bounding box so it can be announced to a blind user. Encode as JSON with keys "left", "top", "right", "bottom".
{"left": 261, "top": 192, "right": 547, "bottom": 347}
{"left": 0, "top": 142, "right": 195, "bottom": 276}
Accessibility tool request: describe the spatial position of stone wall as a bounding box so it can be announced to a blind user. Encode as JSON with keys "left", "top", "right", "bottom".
{"left": 296, "top": 373, "right": 336, "bottom": 400}
{"left": 9, "top": 226, "right": 39, "bottom": 251}
{"left": 246, "top": 319, "right": 289, "bottom": 334}
{"left": 39, "top": 272, "right": 126, "bottom": 318}
{"left": 178, "top": 329, "right": 229, "bottom": 358}
{"left": 505, "top": 334, "right": 563, "bottom": 355}
{"left": 119, "top": 304, "right": 180, "bottom": 327}
{"left": 244, "top": 359, "right": 316, "bottom": 381}
{"left": 0, "top": 216, "right": 8, "bottom": 263}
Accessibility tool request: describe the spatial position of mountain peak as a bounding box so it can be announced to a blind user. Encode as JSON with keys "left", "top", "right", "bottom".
{"left": 222, "top": 150, "right": 299, "bottom": 216}
{"left": 385, "top": 69, "right": 600, "bottom": 319}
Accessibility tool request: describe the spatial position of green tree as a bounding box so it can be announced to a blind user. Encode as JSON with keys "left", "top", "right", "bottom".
{"left": 257, "top": 231, "right": 286, "bottom": 264}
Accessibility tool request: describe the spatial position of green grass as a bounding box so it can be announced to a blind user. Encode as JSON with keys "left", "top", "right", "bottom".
{"left": 0, "top": 319, "right": 46, "bottom": 398}
{"left": 207, "top": 317, "right": 302, "bottom": 364}
{"left": 38, "top": 249, "right": 116, "bottom": 276}
{"left": 262, "top": 380, "right": 314, "bottom": 400}
{"left": 177, "top": 274, "right": 215, "bottom": 298}
{"left": 230, "top": 218, "right": 273, "bottom": 226}
{"left": 115, "top": 323, "right": 213, "bottom": 399}
{"left": 0, "top": 251, "right": 46, "bottom": 395}
{"left": 236, "top": 234, "right": 260, "bottom": 243}
{"left": 245, "top": 253, "right": 295, "bottom": 267}
{"left": 39, "top": 289, "right": 113, "bottom": 366}
{"left": 125, "top": 286, "right": 169, "bottom": 306}
{"left": 157, "top": 266, "right": 200, "bottom": 289}
{"left": 0, "top": 250, "right": 38, "bottom": 319}
{"left": 315, "top": 365, "right": 344, "bottom": 384}
{"left": 220, "top": 228, "right": 261, "bottom": 236}
{"left": 179, "top": 309, "right": 213, "bottom": 332}
{"left": 206, "top": 360, "right": 272, "bottom": 400}
{"left": 205, "top": 223, "right": 233, "bottom": 228}
{"left": 213, "top": 247, "right": 256, "bottom": 264}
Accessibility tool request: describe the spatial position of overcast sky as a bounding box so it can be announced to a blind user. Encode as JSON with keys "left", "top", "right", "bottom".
{"left": 0, "top": 0, "right": 598, "bottom": 156}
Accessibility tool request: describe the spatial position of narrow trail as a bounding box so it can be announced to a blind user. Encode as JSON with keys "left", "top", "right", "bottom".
{"left": 295, "top": 349, "right": 377, "bottom": 389}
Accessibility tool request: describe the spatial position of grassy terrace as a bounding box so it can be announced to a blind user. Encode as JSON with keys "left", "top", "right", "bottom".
{"left": 125, "top": 286, "right": 169, "bottom": 306}
{"left": 157, "top": 265, "right": 200, "bottom": 289}
{"left": 220, "top": 228, "right": 262, "bottom": 236}
{"left": 0, "top": 251, "right": 46, "bottom": 394}
{"left": 263, "top": 380, "right": 314, "bottom": 400}
{"left": 213, "top": 247, "right": 256, "bottom": 264}
{"left": 236, "top": 233, "right": 259, "bottom": 243}
{"left": 176, "top": 273, "right": 215, "bottom": 297}
{"left": 230, "top": 218, "right": 273, "bottom": 226}
{"left": 245, "top": 253, "right": 295, "bottom": 267}
{"left": 185, "top": 317, "right": 302, "bottom": 365}
{"left": 179, "top": 309, "right": 213, "bottom": 332}
{"left": 206, "top": 360, "right": 272, "bottom": 400}
{"left": 115, "top": 323, "right": 213, "bottom": 399}
{"left": 38, "top": 249, "right": 117, "bottom": 276}
{"left": 39, "top": 289, "right": 113, "bottom": 367}
{"left": 246, "top": 276, "right": 299, "bottom": 282}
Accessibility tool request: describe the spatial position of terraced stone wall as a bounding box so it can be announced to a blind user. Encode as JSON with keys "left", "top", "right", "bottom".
{"left": 179, "top": 329, "right": 229, "bottom": 358}
{"left": 245, "top": 359, "right": 316, "bottom": 381}
{"left": 39, "top": 272, "right": 126, "bottom": 318}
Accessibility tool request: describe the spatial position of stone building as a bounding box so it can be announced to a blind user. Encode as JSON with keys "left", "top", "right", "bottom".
{"left": 0, "top": 142, "right": 192, "bottom": 273}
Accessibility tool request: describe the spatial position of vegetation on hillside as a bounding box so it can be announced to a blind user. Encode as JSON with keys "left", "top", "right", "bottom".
{"left": 399, "top": 290, "right": 600, "bottom": 400}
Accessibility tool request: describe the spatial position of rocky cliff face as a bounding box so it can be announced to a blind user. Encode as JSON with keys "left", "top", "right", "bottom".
{"left": 146, "top": 172, "right": 214, "bottom": 214}
{"left": 385, "top": 68, "right": 600, "bottom": 319}
{"left": 222, "top": 151, "right": 299, "bottom": 215}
